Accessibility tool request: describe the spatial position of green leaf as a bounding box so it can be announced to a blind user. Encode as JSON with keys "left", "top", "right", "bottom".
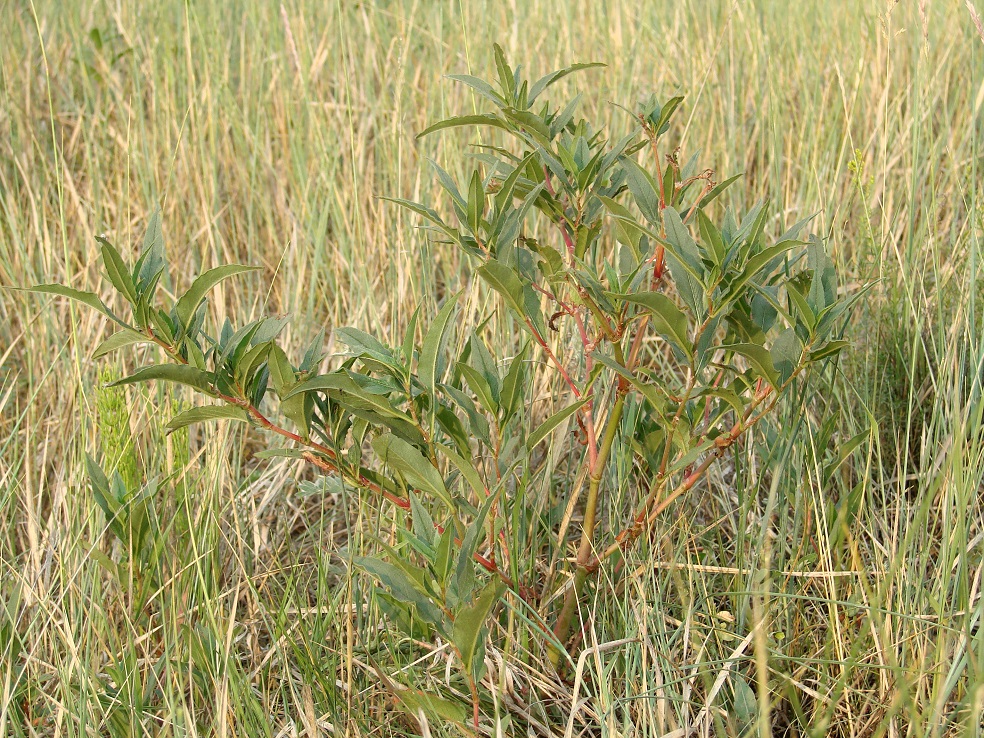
{"left": 164, "top": 405, "right": 248, "bottom": 433}
{"left": 662, "top": 208, "right": 706, "bottom": 320}
{"left": 492, "top": 43, "right": 514, "bottom": 99}
{"left": 468, "top": 335, "right": 501, "bottom": 403}
{"left": 622, "top": 159, "right": 661, "bottom": 225}
{"left": 458, "top": 363, "right": 498, "bottom": 415}
{"left": 528, "top": 62, "right": 605, "bottom": 105}
{"left": 354, "top": 557, "right": 444, "bottom": 626}
{"left": 697, "top": 210, "right": 726, "bottom": 266}
{"left": 335, "top": 327, "right": 401, "bottom": 370}
{"left": 721, "top": 343, "right": 779, "bottom": 386}
{"left": 26, "top": 284, "right": 122, "bottom": 324}
{"left": 453, "top": 580, "right": 505, "bottom": 680}
{"left": 699, "top": 172, "right": 743, "bottom": 210}
{"left": 379, "top": 196, "right": 460, "bottom": 243}
{"left": 419, "top": 295, "right": 459, "bottom": 409}
{"left": 589, "top": 351, "right": 668, "bottom": 412}
{"left": 434, "top": 443, "right": 487, "bottom": 499}
{"left": 619, "top": 292, "right": 692, "bottom": 355}
{"left": 391, "top": 686, "right": 467, "bottom": 725}
{"left": 452, "top": 491, "right": 499, "bottom": 605}
{"left": 770, "top": 328, "right": 802, "bottom": 384}
{"left": 92, "top": 328, "right": 156, "bottom": 359}
{"left": 599, "top": 196, "right": 645, "bottom": 257}
{"left": 444, "top": 74, "right": 507, "bottom": 107}
{"left": 822, "top": 429, "right": 869, "bottom": 486}
{"left": 499, "top": 341, "right": 531, "bottom": 422}
{"left": 372, "top": 434, "right": 454, "bottom": 512}
{"left": 467, "top": 169, "right": 485, "bottom": 234}
{"left": 174, "top": 265, "right": 259, "bottom": 329}
{"left": 408, "top": 491, "right": 436, "bottom": 548}
{"left": 110, "top": 364, "right": 217, "bottom": 396}
{"left": 528, "top": 397, "right": 590, "bottom": 448}
{"left": 417, "top": 113, "right": 510, "bottom": 139}
{"left": 137, "top": 209, "right": 165, "bottom": 287}
{"left": 809, "top": 340, "right": 850, "bottom": 362}
{"left": 662, "top": 206, "right": 703, "bottom": 275}
{"left": 96, "top": 237, "right": 137, "bottom": 304}
{"left": 476, "top": 259, "right": 526, "bottom": 315}
{"left": 723, "top": 242, "right": 799, "bottom": 306}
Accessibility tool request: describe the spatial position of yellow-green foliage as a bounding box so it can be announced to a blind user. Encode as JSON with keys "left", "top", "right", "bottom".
{"left": 2, "top": 2, "right": 983, "bottom": 736}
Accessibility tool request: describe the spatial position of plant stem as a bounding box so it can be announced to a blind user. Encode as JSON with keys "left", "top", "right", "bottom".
{"left": 548, "top": 391, "right": 626, "bottom": 667}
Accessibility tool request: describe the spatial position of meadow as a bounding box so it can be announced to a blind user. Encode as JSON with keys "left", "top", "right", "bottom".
{"left": 1, "top": 0, "right": 983, "bottom": 735}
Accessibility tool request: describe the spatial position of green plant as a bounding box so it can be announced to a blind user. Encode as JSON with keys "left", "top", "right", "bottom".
{"left": 26, "top": 45, "right": 864, "bottom": 727}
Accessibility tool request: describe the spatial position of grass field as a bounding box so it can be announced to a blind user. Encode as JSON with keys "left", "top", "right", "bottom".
{"left": 2, "top": 0, "right": 984, "bottom": 735}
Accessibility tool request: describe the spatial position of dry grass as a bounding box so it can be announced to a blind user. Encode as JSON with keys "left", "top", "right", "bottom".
{"left": 1, "top": 0, "right": 983, "bottom": 735}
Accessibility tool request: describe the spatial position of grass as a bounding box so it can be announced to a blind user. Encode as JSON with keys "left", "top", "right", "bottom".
{"left": 1, "top": 0, "right": 983, "bottom": 735}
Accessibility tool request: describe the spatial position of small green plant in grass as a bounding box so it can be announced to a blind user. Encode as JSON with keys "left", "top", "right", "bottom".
{"left": 27, "top": 45, "right": 864, "bottom": 727}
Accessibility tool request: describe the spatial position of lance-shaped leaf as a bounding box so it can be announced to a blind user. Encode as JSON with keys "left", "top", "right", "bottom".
{"left": 528, "top": 397, "right": 590, "bottom": 449}
{"left": 618, "top": 292, "right": 692, "bottom": 356}
{"left": 444, "top": 74, "right": 507, "bottom": 107}
{"left": 109, "top": 364, "right": 217, "bottom": 396}
{"left": 770, "top": 328, "right": 802, "bottom": 384}
{"left": 419, "top": 295, "right": 458, "bottom": 408}
{"left": 434, "top": 443, "right": 488, "bottom": 499}
{"left": 722, "top": 242, "right": 800, "bottom": 306}
{"left": 354, "top": 556, "right": 445, "bottom": 627}
{"left": 92, "top": 328, "right": 157, "bottom": 359}
{"left": 476, "top": 259, "right": 526, "bottom": 315}
{"left": 26, "top": 285, "right": 125, "bottom": 326}
{"left": 417, "top": 114, "right": 510, "bottom": 139}
{"left": 721, "top": 343, "right": 779, "bottom": 386}
{"left": 96, "top": 238, "right": 137, "bottom": 304}
{"left": 697, "top": 172, "right": 743, "bottom": 211}
{"left": 453, "top": 580, "right": 505, "bottom": 681}
{"left": 809, "top": 340, "right": 851, "bottom": 362}
{"left": 174, "top": 265, "right": 259, "bottom": 329}
{"left": 622, "top": 159, "right": 662, "bottom": 226}
{"left": 335, "top": 327, "right": 402, "bottom": 370}
{"left": 499, "top": 341, "right": 531, "bottom": 423}
{"left": 372, "top": 433, "right": 454, "bottom": 512}
{"left": 528, "top": 61, "right": 605, "bottom": 105}
{"left": 165, "top": 405, "right": 248, "bottom": 433}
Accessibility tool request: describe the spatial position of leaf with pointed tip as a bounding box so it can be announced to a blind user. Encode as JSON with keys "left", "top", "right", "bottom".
{"left": 809, "top": 340, "right": 850, "bottom": 362}
{"left": 174, "top": 265, "right": 259, "bottom": 329}
{"left": 335, "top": 327, "right": 401, "bottom": 370}
{"left": 419, "top": 295, "right": 458, "bottom": 408}
{"left": 458, "top": 363, "right": 498, "bottom": 415}
{"left": 770, "top": 328, "right": 802, "bottom": 384}
{"left": 499, "top": 341, "right": 531, "bottom": 423}
{"left": 476, "top": 259, "right": 526, "bottom": 315}
{"left": 528, "top": 397, "right": 590, "bottom": 449}
{"left": 93, "top": 328, "right": 156, "bottom": 359}
{"left": 721, "top": 343, "right": 779, "bottom": 386}
{"left": 722, "top": 242, "right": 800, "bottom": 307}
{"left": 138, "top": 210, "right": 165, "bottom": 287}
{"left": 619, "top": 292, "right": 692, "bottom": 356}
{"left": 528, "top": 62, "right": 605, "bottom": 105}
{"left": 417, "top": 114, "right": 510, "bottom": 139}
{"left": 26, "top": 284, "right": 123, "bottom": 325}
{"left": 391, "top": 686, "right": 467, "bottom": 725}
{"left": 434, "top": 444, "right": 487, "bottom": 498}
{"left": 372, "top": 433, "right": 454, "bottom": 512}
{"left": 444, "top": 75, "right": 507, "bottom": 107}
{"left": 110, "top": 364, "right": 217, "bottom": 396}
{"left": 96, "top": 237, "right": 136, "bottom": 303}
{"left": 622, "top": 159, "right": 661, "bottom": 226}
{"left": 165, "top": 405, "right": 248, "bottom": 433}
{"left": 354, "top": 557, "right": 444, "bottom": 626}
{"left": 453, "top": 580, "right": 505, "bottom": 680}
